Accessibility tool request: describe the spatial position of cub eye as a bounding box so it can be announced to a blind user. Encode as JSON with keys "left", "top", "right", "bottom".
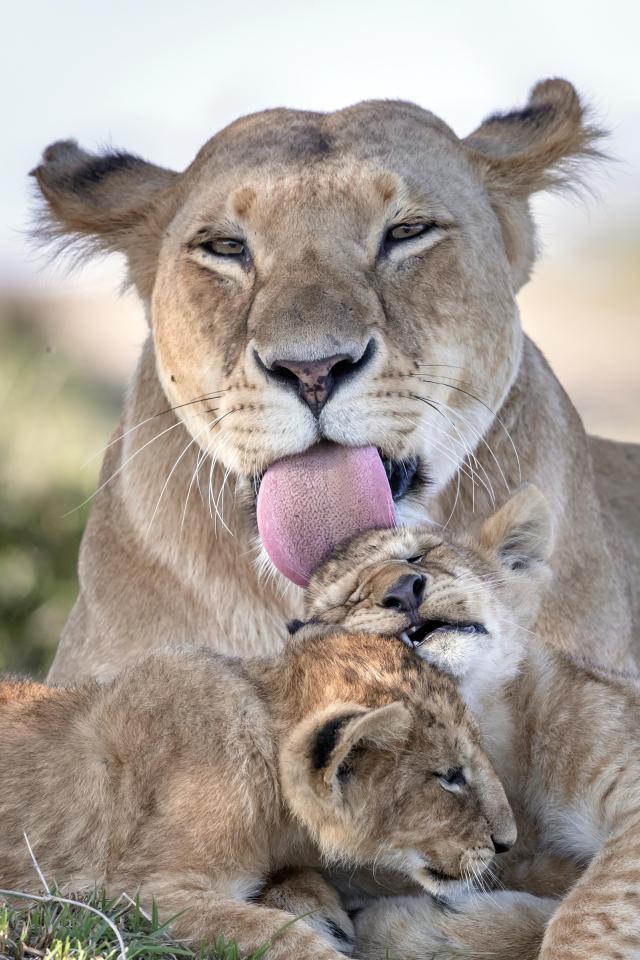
{"left": 407, "top": 554, "right": 423, "bottom": 564}
{"left": 436, "top": 768, "right": 466, "bottom": 792}
{"left": 459, "top": 623, "right": 487, "bottom": 635}
{"left": 202, "top": 238, "right": 245, "bottom": 257}
{"left": 386, "top": 222, "right": 432, "bottom": 242}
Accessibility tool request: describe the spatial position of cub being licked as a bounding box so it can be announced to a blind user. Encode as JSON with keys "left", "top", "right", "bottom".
{"left": 305, "top": 486, "right": 640, "bottom": 960}
{"left": 0, "top": 633, "right": 514, "bottom": 960}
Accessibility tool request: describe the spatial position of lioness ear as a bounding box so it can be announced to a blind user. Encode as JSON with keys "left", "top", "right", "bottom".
{"left": 464, "top": 79, "right": 604, "bottom": 289}
{"left": 478, "top": 484, "right": 553, "bottom": 572}
{"left": 465, "top": 78, "right": 602, "bottom": 196}
{"left": 31, "top": 140, "right": 179, "bottom": 296}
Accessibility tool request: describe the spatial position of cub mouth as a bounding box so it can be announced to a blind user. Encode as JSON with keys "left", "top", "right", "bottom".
{"left": 425, "top": 865, "right": 462, "bottom": 883}
{"left": 400, "top": 619, "right": 487, "bottom": 648}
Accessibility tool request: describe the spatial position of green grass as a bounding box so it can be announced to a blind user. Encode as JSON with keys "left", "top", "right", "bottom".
{"left": 0, "top": 308, "right": 306, "bottom": 959}
{"left": 0, "top": 890, "right": 287, "bottom": 960}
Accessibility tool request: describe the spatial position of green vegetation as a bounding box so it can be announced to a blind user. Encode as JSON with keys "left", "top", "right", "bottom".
{"left": 0, "top": 889, "right": 282, "bottom": 960}
{"left": 0, "top": 299, "right": 120, "bottom": 676}
{"left": 0, "top": 314, "right": 297, "bottom": 955}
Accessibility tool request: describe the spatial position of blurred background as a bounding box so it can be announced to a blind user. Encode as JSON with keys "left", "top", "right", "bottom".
{"left": 1, "top": 0, "right": 638, "bottom": 675}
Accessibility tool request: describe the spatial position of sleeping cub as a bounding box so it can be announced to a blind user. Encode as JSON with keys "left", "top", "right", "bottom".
{"left": 0, "top": 632, "right": 514, "bottom": 960}
{"left": 305, "top": 485, "right": 640, "bottom": 960}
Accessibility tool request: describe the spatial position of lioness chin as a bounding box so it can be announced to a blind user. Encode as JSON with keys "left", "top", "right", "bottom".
{"left": 32, "top": 78, "right": 639, "bottom": 682}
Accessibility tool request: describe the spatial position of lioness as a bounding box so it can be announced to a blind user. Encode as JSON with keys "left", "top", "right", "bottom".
{"left": 305, "top": 487, "right": 640, "bottom": 959}
{"left": 32, "top": 78, "right": 639, "bottom": 682}
{"left": 0, "top": 633, "right": 515, "bottom": 959}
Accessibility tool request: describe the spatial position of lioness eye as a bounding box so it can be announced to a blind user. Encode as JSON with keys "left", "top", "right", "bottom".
{"left": 437, "top": 768, "right": 466, "bottom": 791}
{"left": 387, "top": 222, "right": 431, "bottom": 242}
{"left": 203, "top": 238, "right": 245, "bottom": 257}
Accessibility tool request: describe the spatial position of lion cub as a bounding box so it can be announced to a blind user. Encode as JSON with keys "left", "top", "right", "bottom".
{"left": 306, "top": 485, "right": 640, "bottom": 960}
{"left": 0, "top": 632, "right": 514, "bottom": 960}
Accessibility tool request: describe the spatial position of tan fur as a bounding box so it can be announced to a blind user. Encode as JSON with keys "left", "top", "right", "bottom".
{"left": 0, "top": 634, "right": 514, "bottom": 958}
{"left": 307, "top": 488, "right": 640, "bottom": 959}
{"left": 28, "top": 80, "right": 638, "bottom": 683}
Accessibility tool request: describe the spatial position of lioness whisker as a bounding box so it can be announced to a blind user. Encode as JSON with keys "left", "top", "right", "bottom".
{"left": 64, "top": 412, "right": 212, "bottom": 517}
{"left": 423, "top": 402, "right": 496, "bottom": 509}
{"left": 424, "top": 397, "right": 499, "bottom": 506}
{"left": 426, "top": 432, "right": 483, "bottom": 503}
{"left": 415, "top": 374, "right": 522, "bottom": 484}
{"left": 406, "top": 412, "right": 491, "bottom": 508}
{"left": 444, "top": 463, "right": 462, "bottom": 530}
{"left": 395, "top": 394, "right": 490, "bottom": 507}
{"left": 146, "top": 420, "right": 214, "bottom": 537}
{"left": 405, "top": 370, "right": 490, "bottom": 394}
{"left": 429, "top": 398, "right": 499, "bottom": 505}
{"left": 411, "top": 363, "right": 465, "bottom": 370}
{"left": 213, "top": 463, "right": 234, "bottom": 537}
{"left": 151, "top": 410, "right": 239, "bottom": 538}
{"left": 81, "top": 390, "right": 230, "bottom": 468}
{"left": 411, "top": 391, "right": 506, "bottom": 499}
{"left": 206, "top": 424, "right": 236, "bottom": 536}
{"left": 431, "top": 396, "right": 508, "bottom": 499}
{"left": 180, "top": 429, "right": 215, "bottom": 539}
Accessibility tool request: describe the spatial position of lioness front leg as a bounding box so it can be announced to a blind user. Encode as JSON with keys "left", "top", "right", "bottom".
{"left": 538, "top": 825, "right": 640, "bottom": 960}
{"left": 353, "top": 891, "right": 555, "bottom": 960}
{"left": 136, "top": 875, "right": 347, "bottom": 960}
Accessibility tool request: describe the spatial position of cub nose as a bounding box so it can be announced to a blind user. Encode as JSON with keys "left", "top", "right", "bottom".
{"left": 491, "top": 834, "right": 514, "bottom": 855}
{"left": 381, "top": 573, "right": 425, "bottom": 614}
{"left": 255, "top": 340, "right": 375, "bottom": 415}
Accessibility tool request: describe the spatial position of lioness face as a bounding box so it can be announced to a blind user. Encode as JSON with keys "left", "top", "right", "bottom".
{"left": 35, "top": 81, "right": 595, "bottom": 520}
{"left": 152, "top": 102, "right": 519, "bottom": 510}
{"left": 281, "top": 694, "right": 516, "bottom": 896}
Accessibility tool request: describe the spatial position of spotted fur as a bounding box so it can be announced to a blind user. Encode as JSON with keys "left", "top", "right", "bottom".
{"left": 308, "top": 486, "right": 640, "bottom": 959}
{"left": 0, "top": 632, "right": 514, "bottom": 959}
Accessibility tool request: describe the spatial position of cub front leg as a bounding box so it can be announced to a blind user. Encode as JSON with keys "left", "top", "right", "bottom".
{"left": 259, "top": 866, "right": 355, "bottom": 955}
{"left": 539, "top": 826, "right": 640, "bottom": 960}
{"left": 136, "top": 874, "right": 347, "bottom": 960}
{"left": 354, "top": 891, "right": 555, "bottom": 960}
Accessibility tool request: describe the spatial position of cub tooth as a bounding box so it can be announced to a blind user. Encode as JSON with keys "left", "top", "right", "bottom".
{"left": 400, "top": 631, "right": 412, "bottom": 647}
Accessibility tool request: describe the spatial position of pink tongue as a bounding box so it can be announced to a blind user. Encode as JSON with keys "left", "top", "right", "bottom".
{"left": 257, "top": 443, "right": 396, "bottom": 587}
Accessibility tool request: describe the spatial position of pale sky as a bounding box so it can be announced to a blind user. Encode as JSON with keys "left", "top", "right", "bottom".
{"left": 2, "top": 0, "right": 639, "bottom": 289}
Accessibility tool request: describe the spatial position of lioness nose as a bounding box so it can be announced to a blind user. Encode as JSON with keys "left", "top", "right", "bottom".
{"left": 382, "top": 573, "right": 425, "bottom": 614}
{"left": 256, "top": 341, "right": 375, "bottom": 415}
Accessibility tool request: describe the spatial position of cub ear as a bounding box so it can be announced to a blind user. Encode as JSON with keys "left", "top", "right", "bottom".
{"left": 464, "top": 79, "right": 605, "bottom": 289}
{"left": 478, "top": 484, "right": 553, "bottom": 572}
{"left": 312, "top": 702, "right": 411, "bottom": 790}
{"left": 31, "top": 140, "right": 179, "bottom": 296}
{"left": 280, "top": 702, "right": 411, "bottom": 814}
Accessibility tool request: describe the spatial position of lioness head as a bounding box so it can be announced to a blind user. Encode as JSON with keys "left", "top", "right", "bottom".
{"left": 303, "top": 484, "right": 553, "bottom": 679}
{"left": 33, "top": 81, "right": 599, "bottom": 521}
{"left": 280, "top": 667, "right": 516, "bottom": 895}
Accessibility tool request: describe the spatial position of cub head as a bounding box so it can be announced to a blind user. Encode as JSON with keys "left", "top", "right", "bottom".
{"left": 31, "top": 82, "right": 601, "bottom": 522}
{"left": 303, "top": 485, "right": 553, "bottom": 681}
{"left": 280, "top": 683, "right": 516, "bottom": 896}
